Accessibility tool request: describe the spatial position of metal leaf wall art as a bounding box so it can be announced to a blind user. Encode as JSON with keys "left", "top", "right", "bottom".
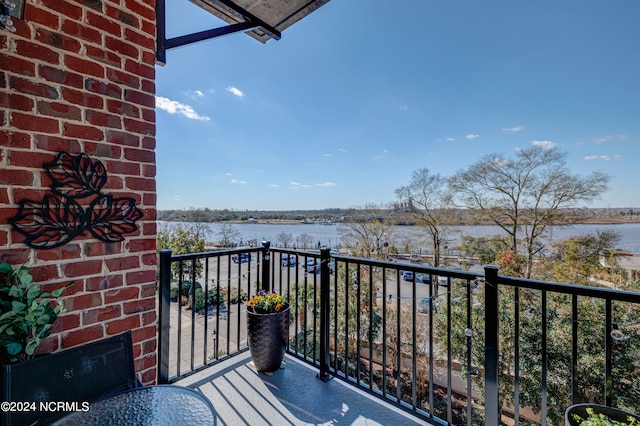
{"left": 9, "top": 152, "right": 144, "bottom": 249}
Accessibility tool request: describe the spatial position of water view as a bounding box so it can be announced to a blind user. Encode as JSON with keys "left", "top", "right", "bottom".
{"left": 200, "top": 222, "right": 640, "bottom": 254}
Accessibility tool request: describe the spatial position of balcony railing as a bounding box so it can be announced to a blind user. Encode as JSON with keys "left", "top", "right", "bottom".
{"left": 157, "top": 244, "right": 640, "bottom": 425}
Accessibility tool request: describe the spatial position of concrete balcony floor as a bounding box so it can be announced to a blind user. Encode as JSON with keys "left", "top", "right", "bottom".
{"left": 174, "top": 352, "right": 425, "bottom": 425}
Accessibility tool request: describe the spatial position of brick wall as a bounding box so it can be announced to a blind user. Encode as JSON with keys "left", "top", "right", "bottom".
{"left": 0, "top": 0, "right": 158, "bottom": 384}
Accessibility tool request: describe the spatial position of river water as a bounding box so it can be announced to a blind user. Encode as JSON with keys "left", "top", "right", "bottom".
{"left": 198, "top": 222, "right": 640, "bottom": 254}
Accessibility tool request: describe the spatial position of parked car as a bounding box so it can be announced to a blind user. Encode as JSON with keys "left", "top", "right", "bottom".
{"left": 281, "top": 255, "right": 297, "bottom": 267}
{"left": 401, "top": 271, "right": 413, "bottom": 281}
{"left": 437, "top": 276, "right": 449, "bottom": 286}
{"left": 232, "top": 253, "right": 250, "bottom": 264}
{"left": 418, "top": 296, "right": 437, "bottom": 313}
{"left": 305, "top": 259, "right": 317, "bottom": 272}
{"left": 415, "top": 274, "right": 431, "bottom": 284}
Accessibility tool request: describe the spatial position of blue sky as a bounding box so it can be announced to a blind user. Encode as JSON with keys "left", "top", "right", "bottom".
{"left": 156, "top": 0, "right": 639, "bottom": 211}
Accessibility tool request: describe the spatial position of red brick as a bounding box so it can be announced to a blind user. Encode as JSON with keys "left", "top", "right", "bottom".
{"left": 63, "top": 123, "right": 104, "bottom": 140}
{"left": 126, "top": 176, "right": 154, "bottom": 192}
{"left": 106, "top": 130, "right": 140, "bottom": 146}
{"left": 0, "top": 248, "right": 30, "bottom": 265}
{"left": 61, "top": 20, "right": 101, "bottom": 44}
{"left": 142, "top": 311, "right": 156, "bottom": 327}
{"left": 106, "top": 256, "right": 140, "bottom": 272}
{"left": 65, "top": 55, "right": 105, "bottom": 78}
{"left": 104, "top": 175, "right": 124, "bottom": 190}
{"left": 63, "top": 259, "right": 103, "bottom": 277}
{"left": 85, "top": 142, "right": 122, "bottom": 159}
{"left": 0, "top": 230, "right": 7, "bottom": 246}
{"left": 124, "top": 89, "right": 155, "bottom": 108}
{"left": 42, "top": 279, "right": 83, "bottom": 297}
{"left": 62, "top": 87, "right": 104, "bottom": 108}
{"left": 106, "top": 315, "right": 140, "bottom": 335}
{"left": 124, "top": 28, "right": 154, "bottom": 51}
{"left": 105, "top": 286, "right": 139, "bottom": 304}
{"left": 140, "top": 367, "right": 155, "bottom": 385}
{"left": 105, "top": 159, "right": 140, "bottom": 175}
{"left": 141, "top": 108, "right": 155, "bottom": 123}
{"left": 11, "top": 112, "right": 60, "bottom": 133}
{"left": 124, "top": 148, "right": 154, "bottom": 164}
{"left": 42, "top": 0, "right": 83, "bottom": 20}
{"left": 34, "top": 134, "right": 82, "bottom": 153}
{"left": 86, "top": 273, "right": 124, "bottom": 291}
{"left": 140, "top": 283, "right": 155, "bottom": 298}
{"left": 37, "top": 100, "right": 82, "bottom": 120}
{"left": 35, "top": 243, "right": 82, "bottom": 261}
{"left": 106, "top": 36, "right": 139, "bottom": 59}
{"left": 107, "top": 99, "right": 140, "bottom": 118}
{"left": 124, "top": 59, "right": 154, "bottom": 80}
{"left": 87, "top": 11, "right": 121, "bottom": 36}
{"left": 0, "top": 93, "right": 35, "bottom": 111}
{"left": 0, "top": 188, "right": 9, "bottom": 203}
{"left": 62, "top": 324, "right": 104, "bottom": 348}
{"left": 141, "top": 353, "right": 156, "bottom": 369}
{"left": 142, "top": 164, "right": 156, "bottom": 177}
{"left": 83, "top": 305, "right": 121, "bottom": 325}
{"left": 35, "top": 28, "right": 81, "bottom": 54}
{"left": 123, "top": 298, "right": 153, "bottom": 314}
{"left": 142, "top": 253, "right": 156, "bottom": 266}
{"left": 86, "top": 45, "right": 122, "bottom": 68}
{"left": 142, "top": 136, "right": 155, "bottom": 150}
{"left": 16, "top": 40, "right": 60, "bottom": 64}
{"left": 132, "top": 324, "right": 155, "bottom": 342}
{"left": 0, "top": 169, "right": 33, "bottom": 185}
{"left": 64, "top": 292, "right": 103, "bottom": 311}
{"left": 126, "top": 238, "right": 154, "bottom": 253}
{"left": 29, "top": 264, "right": 60, "bottom": 282}
{"left": 124, "top": 0, "right": 155, "bottom": 21}
{"left": 0, "top": 54, "right": 35, "bottom": 76}
{"left": 0, "top": 131, "right": 27, "bottom": 149}
{"left": 141, "top": 19, "right": 154, "bottom": 38}
{"left": 10, "top": 76, "right": 59, "bottom": 99}
{"left": 141, "top": 79, "right": 155, "bottom": 94}
{"left": 125, "top": 269, "right": 155, "bottom": 286}
{"left": 39, "top": 65, "right": 84, "bottom": 89}
{"left": 124, "top": 118, "right": 154, "bottom": 135}
{"left": 51, "top": 312, "right": 81, "bottom": 333}
{"left": 107, "top": 69, "right": 140, "bottom": 89}
{"left": 141, "top": 337, "right": 156, "bottom": 354}
{"left": 36, "top": 335, "right": 60, "bottom": 355}
{"left": 85, "top": 110, "right": 122, "bottom": 128}
{"left": 29, "top": 7, "right": 61, "bottom": 30}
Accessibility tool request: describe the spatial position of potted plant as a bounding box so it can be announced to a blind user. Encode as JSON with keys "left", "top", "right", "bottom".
{"left": 566, "top": 404, "right": 640, "bottom": 425}
{"left": 246, "top": 290, "right": 290, "bottom": 372}
{"left": 0, "top": 263, "right": 70, "bottom": 364}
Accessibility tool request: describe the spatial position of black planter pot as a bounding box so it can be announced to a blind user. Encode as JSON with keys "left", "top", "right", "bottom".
{"left": 565, "top": 403, "right": 640, "bottom": 425}
{"left": 246, "top": 305, "right": 290, "bottom": 372}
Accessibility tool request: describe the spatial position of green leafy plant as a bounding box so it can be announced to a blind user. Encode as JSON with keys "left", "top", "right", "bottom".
{"left": 0, "top": 263, "right": 71, "bottom": 364}
{"left": 572, "top": 407, "right": 639, "bottom": 425}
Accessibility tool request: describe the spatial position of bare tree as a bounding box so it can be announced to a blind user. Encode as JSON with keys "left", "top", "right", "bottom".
{"left": 338, "top": 204, "right": 395, "bottom": 259}
{"left": 216, "top": 224, "right": 241, "bottom": 247}
{"left": 395, "top": 168, "right": 453, "bottom": 268}
{"left": 449, "top": 145, "right": 610, "bottom": 277}
{"left": 298, "top": 233, "right": 313, "bottom": 249}
{"left": 276, "top": 232, "right": 294, "bottom": 248}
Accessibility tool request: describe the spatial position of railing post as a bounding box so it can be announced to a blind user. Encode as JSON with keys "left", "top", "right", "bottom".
{"left": 261, "top": 241, "right": 271, "bottom": 292}
{"left": 317, "top": 247, "right": 332, "bottom": 382}
{"left": 158, "top": 250, "right": 172, "bottom": 384}
{"left": 484, "top": 265, "right": 500, "bottom": 424}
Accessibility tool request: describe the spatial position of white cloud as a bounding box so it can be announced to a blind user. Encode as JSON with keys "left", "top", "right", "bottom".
{"left": 226, "top": 86, "right": 245, "bottom": 98}
{"left": 155, "top": 96, "right": 210, "bottom": 121}
{"left": 315, "top": 182, "right": 336, "bottom": 187}
{"left": 290, "top": 181, "right": 312, "bottom": 189}
{"left": 532, "top": 140, "right": 557, "bottom": 149}
{"left": 446, "top": 137, "right": 456, "bottom": 142}
{"left": 323, "top": 153, "right": 332, "bottom": 157}
{"left": 502, "top": 126, "right": 523, "bottom": 133}
{"left": 193, "top": 90, "right": 204, "bottom": 97}
{"left": 268, "top": 184, "right": 279, "bottom": 188}
{"left": 399, "top": 104, "right": 408, "bottom": 111}
{"left": 226, "top": 172, "right": 233, "bottom": 176}
{"left": 466, "top": 134, "right": 479, "bottom": 140}
{"left": 339, "top": 148, "right": 349, "bottom": 153}
{"left": 230, "top": 179, "right": 247, "bottom": 184}
{"left": 583, "top": 155, "right": 622, "bottom": 161}
{"left": 374, "top": 149, "right": 389, "bottom": 160}
{"left": 594, "top": 134, "right": 629, "bottom": 143}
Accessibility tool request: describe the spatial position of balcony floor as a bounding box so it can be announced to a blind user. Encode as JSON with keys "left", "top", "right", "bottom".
{"left": 174, "top": 352, "right": 426, "bottom": 425}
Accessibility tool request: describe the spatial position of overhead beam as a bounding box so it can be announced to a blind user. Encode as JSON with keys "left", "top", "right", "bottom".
{"left": 155, "top": 0, "right": 282, "bottom": 65}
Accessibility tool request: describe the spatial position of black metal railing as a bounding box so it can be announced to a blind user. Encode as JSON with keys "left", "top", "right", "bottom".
{"left": 157, "top": 244, "right": 640, "bottom": 425}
